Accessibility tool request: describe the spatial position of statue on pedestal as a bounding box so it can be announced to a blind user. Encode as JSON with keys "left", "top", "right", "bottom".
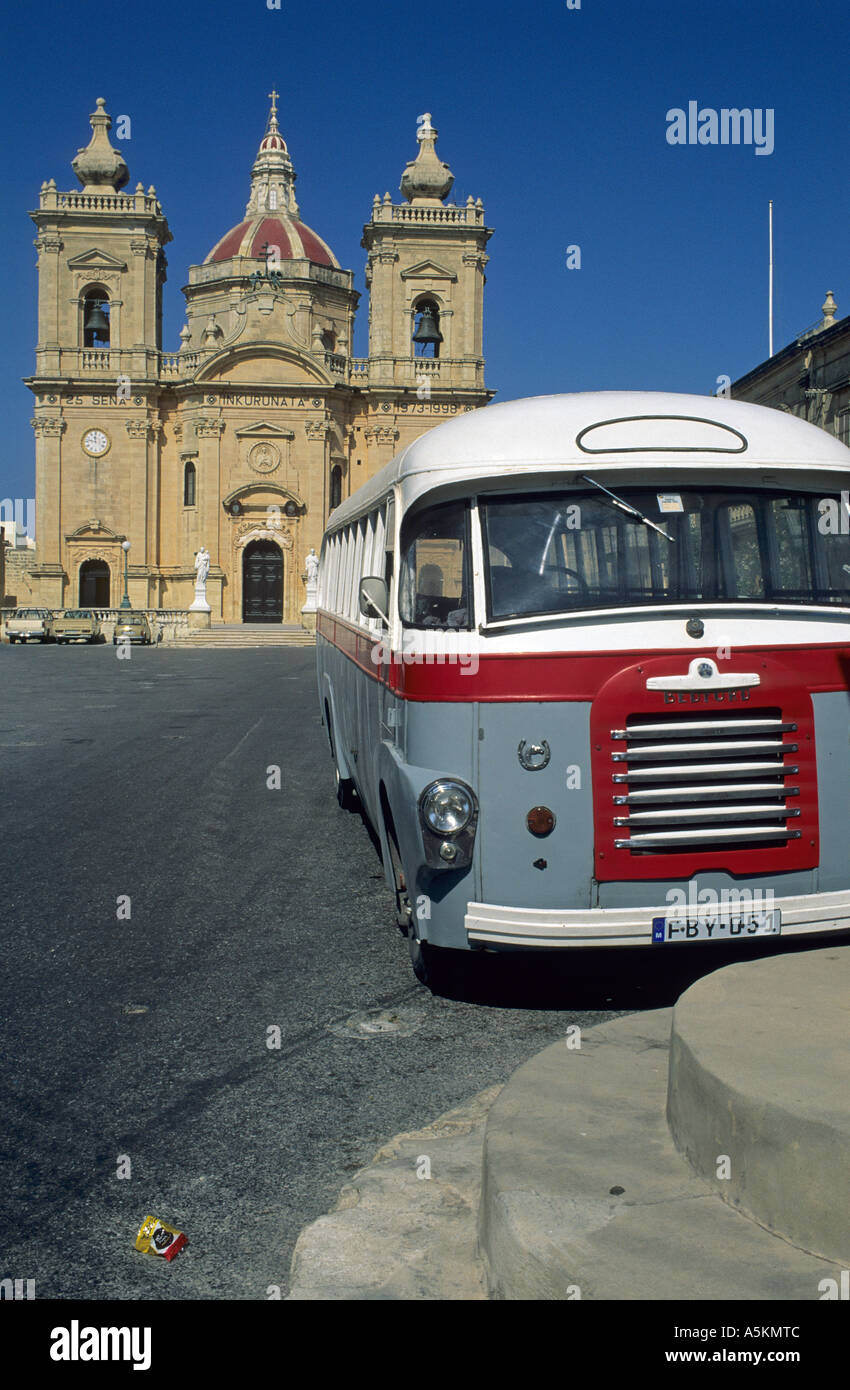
{"left": 303, "top": 547, "right": 319, "bottom": 613}
{"left": 189, "top": 546, "right": 211, "bottom": 613}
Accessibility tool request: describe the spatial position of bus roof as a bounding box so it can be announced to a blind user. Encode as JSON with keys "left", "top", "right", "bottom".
{"left": 326, "top": 391, "right": 850, "bottom": 532}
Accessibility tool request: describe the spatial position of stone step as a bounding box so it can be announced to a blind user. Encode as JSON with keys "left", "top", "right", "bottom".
{"left": 667, "top": 946, "right": 850, "bottom": 1265}
{"left": 166, "top": 626, "right": 315, "bottom": 648}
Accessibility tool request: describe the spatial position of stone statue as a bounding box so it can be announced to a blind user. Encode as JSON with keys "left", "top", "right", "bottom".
{"left": 302, "top": 547, "right": 319, "bottom": 618}
{"left": 194, "top": 547, "right": 210, "bottom": 585}
{"left": 189, "top": 545, "right": 211, "bottom": 621}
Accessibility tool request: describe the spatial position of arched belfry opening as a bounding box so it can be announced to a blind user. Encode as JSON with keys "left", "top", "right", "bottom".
{"left": 79, "top": 559, "right": 110, "bottom": 606}
{"left": 412, "top": 298, "right": 442, "bottom": 358}
{"left": 82, "top": 289, "right": 110, "bottom": 348}
{"left": 242, "top": 539, "right": 283, "bottom": 623}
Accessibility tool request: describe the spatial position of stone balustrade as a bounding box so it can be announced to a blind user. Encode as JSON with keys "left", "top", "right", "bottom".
{"left": 47, "top": 347, "right": 480, "bottom": 390}
{"left": 368, "top": 202, "right": 486, "bottom": 226}
{"left": 90, "top": 608, "right": 192, "bottom": 642}
{"left": 39, "top": 188, "right": 163, "bottom": 215}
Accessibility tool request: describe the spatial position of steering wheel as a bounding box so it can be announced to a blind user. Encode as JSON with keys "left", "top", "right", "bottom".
{"left": 560, "top": 566, "right": 589, "bottom": 593}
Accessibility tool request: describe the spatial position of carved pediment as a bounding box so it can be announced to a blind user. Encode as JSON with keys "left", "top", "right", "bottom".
{"left": 66, "top": 248, "right": 129, "bottom": 273}
{"left": 198, "top": 344, "right": 329, "bottom": 386}
{"left": 400, "top": 259, "right": 457, "bottom": 282}
{"left": 233, "top": 421, "right": 296, "bottom": 439}
{"left": 222, "top": 483, "right": 305, "bottom": 510}
{"left": 66, "top": 519, "right": 124, "bottom": 543}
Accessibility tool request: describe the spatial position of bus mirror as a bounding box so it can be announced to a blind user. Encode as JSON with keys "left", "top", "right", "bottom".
{"left": 359, "top": 576, "right": 389, "bottom": 624}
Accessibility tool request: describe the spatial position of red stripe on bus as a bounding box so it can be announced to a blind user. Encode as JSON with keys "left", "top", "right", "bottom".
{"left": 316, "top": 612, "right": 850, "bottom": 700}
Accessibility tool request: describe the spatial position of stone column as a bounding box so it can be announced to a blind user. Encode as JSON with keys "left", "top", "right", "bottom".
{"left": 195, "top": 417, "right": 226, "bottom": 618}
{"left": 302, "top": 419, "right": 330, "bottom": 625}
{"left": 30, "top": 415, "right": 67, "bottom": 607}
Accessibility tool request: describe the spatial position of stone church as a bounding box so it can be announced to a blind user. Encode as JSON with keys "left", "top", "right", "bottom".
{"left": 25, "top": 96, "right": 493, "bottom": 625}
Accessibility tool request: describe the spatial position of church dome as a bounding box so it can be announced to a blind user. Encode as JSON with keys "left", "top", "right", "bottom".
{"left": 205, "top": 213, "right": 338, "bottom": 268}
{"left": 204, "top": 94, "right": 339, "bottom": 270}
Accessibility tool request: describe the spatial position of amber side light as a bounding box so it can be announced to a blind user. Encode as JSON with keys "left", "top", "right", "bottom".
{"left": 527, "top": 806, "right": 555, "bottom": 836}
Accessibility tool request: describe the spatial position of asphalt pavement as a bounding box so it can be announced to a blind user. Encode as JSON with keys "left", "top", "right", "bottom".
{"left": 0, "top": 644, "right": 760, "bottom": 1299}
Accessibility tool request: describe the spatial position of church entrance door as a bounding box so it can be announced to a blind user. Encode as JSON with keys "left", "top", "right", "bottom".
{"left": 79, "top": 559, "right": 110, "bottom": 607}
{"left": 243, "top": 539, "right": 283, "bottom": 623}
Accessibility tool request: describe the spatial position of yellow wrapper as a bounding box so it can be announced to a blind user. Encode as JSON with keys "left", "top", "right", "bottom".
{"left": 135, "top": 1214, "right": 188, "bottom": 1262}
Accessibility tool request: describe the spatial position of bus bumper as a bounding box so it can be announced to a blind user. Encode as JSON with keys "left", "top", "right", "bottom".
{"left": 465, "top": 888, "right": 850, "bottom": 949}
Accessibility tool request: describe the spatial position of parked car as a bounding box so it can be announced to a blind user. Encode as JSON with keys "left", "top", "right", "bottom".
{"left": 53, "top": 609, "right": 102, "bottom": 644}
{"left": 5, "top": 608, "right": 55, "bottom": 643}
{"left": 113, "top": 611, "right": 154, "bottom": 645}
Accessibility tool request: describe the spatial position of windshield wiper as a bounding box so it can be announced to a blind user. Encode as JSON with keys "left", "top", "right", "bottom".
{"left": 580, "top": 474, "right": 675, "bottom": 543}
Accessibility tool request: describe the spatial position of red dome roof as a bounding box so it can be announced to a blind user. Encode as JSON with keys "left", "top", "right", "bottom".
{"left": 204, "top": 213, "right": 338, "bottom": 268}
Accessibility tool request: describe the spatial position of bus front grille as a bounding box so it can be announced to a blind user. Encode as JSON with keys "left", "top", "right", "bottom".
{"left": 609, "top": 709, "right": 802, "bottom": 853}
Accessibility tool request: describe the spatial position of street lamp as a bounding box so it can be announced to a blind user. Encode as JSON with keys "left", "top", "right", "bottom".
{"left": 120, "top": 539, "right": 131, "bottom": 609}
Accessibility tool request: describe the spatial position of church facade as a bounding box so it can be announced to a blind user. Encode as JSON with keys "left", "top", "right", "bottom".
{"left": 26, "top": 97, "right": 493, "bottom": 624}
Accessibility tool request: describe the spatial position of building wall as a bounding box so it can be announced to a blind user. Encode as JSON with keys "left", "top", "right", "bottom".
{"left": 732, "top": 297, "right": 850, "bottom": 450}
{"left": 3, "top": 548, "right": 39, "bottom": 607}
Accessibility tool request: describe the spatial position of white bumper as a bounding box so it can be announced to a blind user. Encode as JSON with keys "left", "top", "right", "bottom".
{"left": 465, "top": 889, "right": 850, "bottom": 949}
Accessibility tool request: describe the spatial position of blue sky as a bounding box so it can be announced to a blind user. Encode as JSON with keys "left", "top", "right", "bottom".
{"left": 2, "top": 0, "right": 847, "bottom": 501}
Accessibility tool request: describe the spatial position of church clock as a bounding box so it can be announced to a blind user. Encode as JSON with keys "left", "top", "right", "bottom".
{"left": 82, "top": 428, "right": 110, "bottom": 457}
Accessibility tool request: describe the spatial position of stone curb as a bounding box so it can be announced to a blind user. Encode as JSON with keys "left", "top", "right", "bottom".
{"left": 286, "top": 1085, "right": 501, "bottom": 1300}
{"left": 667, "top": 946, "right": 850, "bottom": 1264}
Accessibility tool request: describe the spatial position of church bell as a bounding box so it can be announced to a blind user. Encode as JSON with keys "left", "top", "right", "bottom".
{"left": 412, "top": 304, "right": 442, "bottom": 346}
{"left": 85, "top": 301, "right": 110, "bottom": 339}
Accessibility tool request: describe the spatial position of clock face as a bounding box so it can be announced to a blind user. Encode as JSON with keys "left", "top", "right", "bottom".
{"left": 82, "top": 428, "right": 110, "bottom": 457}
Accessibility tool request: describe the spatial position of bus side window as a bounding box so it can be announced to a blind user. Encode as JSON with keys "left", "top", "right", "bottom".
{"left": 400, "top": 498, "right": 471, "bottom": 629}
{"left": 363, "top": 511, "right": 383, "bottom": 631}
{"left": 318, "top": 539, "right": 330, "bottom": 609}
{"left": 340, "top": 527, "right": 354, "bottom": 617}
{"left": 383, "top": 499, "right": 395, "bottom": 602}
{"left": 350, "top": 519, "right": 366, "bottom": 624}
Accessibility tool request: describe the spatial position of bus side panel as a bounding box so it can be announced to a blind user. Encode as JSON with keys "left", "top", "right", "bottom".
{"left": 813, "top": 692, "right": 850, "bottom": 893}
{"left": 355, "top": 642, "right": 385, "bottom": 823}
{"left": 317, "top": 631, "right": 355, "bottom": 783}
{"left": 375, "top": 695, "right": 479, "bottom": 950}
{"left": 476, "top": 700, "right": 596, "bottom": 911}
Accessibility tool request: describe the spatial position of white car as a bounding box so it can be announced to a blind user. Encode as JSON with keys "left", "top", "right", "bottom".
{"left": 5, "top": 608, "right": 56, "bottom": 643}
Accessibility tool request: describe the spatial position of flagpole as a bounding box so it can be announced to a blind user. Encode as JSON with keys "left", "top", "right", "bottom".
{"left": 768, "top": 200, "right": 774, "bottom": 357}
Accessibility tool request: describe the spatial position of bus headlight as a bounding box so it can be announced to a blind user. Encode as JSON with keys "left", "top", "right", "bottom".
{"left": 418, "top": 779, "right": 478, "bottom": 870}
{"left": 420, "top": 780, "right": 474, "bottom": 835}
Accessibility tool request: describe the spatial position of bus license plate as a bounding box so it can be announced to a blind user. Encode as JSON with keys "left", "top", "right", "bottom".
{"left": 651, "top": 910, "right": 781, "bottom": 944}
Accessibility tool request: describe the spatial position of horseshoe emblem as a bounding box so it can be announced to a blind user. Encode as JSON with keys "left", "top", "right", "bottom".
{"left": 517, "top": 739, "right": 551, "bottom": 771}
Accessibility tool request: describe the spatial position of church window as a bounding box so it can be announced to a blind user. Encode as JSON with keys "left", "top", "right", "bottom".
{"left": 330, "top": 465, "right": 342, "bottom": 511}
{"left": 184, "top": 460, "right": 196, "bottom": 507}
{"left": 269, "top": 188, "right": 278, "bottom": 210}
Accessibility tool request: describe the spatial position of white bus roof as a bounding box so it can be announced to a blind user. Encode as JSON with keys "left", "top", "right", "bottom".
{"left": 326, "top": 391, "right": 850, "bottom": 532}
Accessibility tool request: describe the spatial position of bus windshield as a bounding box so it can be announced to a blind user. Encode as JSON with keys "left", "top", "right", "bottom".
{"left": 481, "top": 486, "right": 850, "bottom": 619}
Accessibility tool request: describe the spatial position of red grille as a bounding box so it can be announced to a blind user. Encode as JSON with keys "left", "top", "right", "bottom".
{"left": 590, "top": 656, "right": 818, "bottom": 881}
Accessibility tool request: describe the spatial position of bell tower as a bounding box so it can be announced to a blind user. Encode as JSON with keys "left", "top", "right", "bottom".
{"left": 26, "top": 98, "right": 171, "bottom": 608}
{"left": 361, "top": 115, "right": 492, "bottom": 404}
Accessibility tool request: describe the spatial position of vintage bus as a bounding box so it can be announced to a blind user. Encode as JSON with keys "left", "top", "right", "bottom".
{"left": 316, "top": 392, "right": 850, "bottom": 985}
